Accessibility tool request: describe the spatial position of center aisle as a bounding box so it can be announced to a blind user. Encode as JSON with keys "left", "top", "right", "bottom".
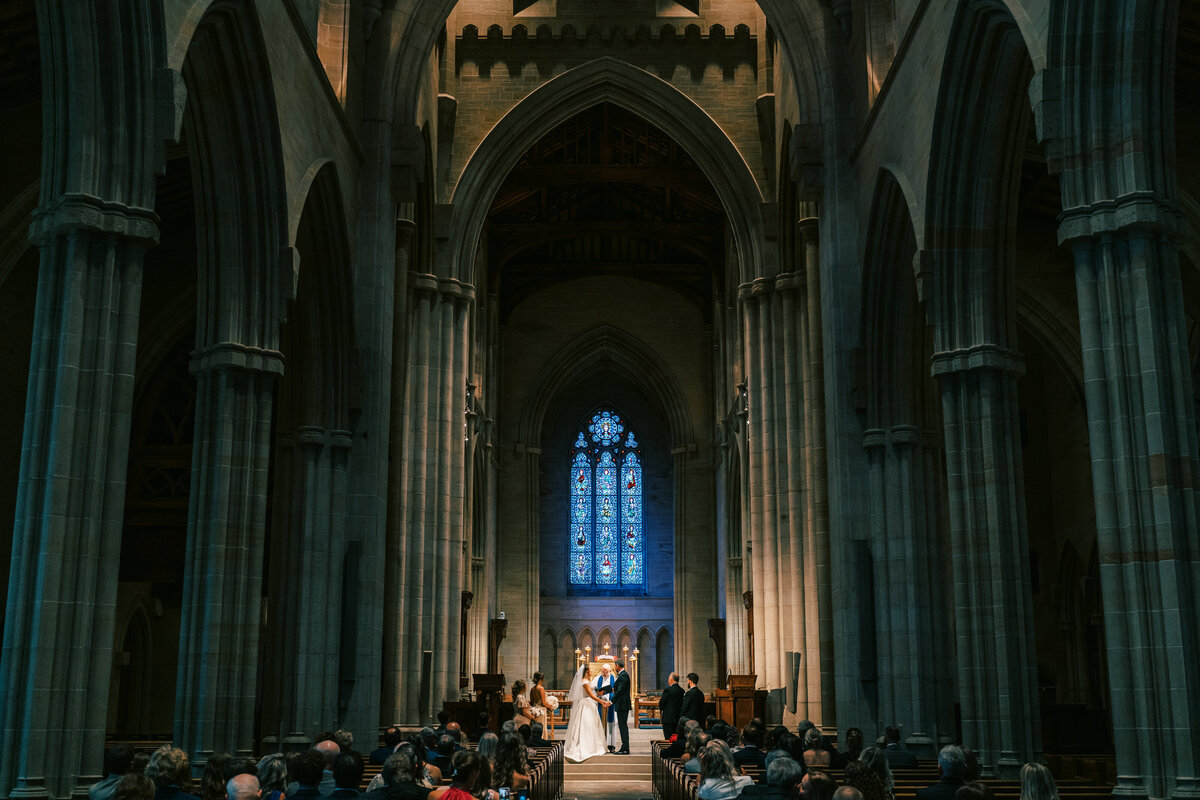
{"left": 562, "top": 725, "right": 659, "bottom": 800}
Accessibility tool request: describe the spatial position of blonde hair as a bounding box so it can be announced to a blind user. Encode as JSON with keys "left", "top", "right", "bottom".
{"left": 1019, "top": 763, "right": 1059, "bottom": 800}
{"left": 147, "top": 746, "right": 190, "bottom": 789}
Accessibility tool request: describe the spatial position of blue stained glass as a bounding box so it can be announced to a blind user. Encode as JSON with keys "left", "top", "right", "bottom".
{"left": 569, "top": 410, "right": 643, "bottom": 589}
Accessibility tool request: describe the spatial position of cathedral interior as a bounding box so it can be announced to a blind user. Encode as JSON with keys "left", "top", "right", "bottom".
{"left": 0, "top": 0, "right": 1199, "bottom": 798}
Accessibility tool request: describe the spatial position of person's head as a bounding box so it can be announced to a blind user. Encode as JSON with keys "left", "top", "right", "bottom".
{"left": 314, "top": 740, "right": 341, "bottom": 767}
{"left": 225, "top": 774, "right": 260, "bottom": 800}
{"left": 704, "top": 714, "right": 718, "bottom": 731}
{"left": 938, "top": 746, "right": 967, "bottom": 780}
{"left": 675, "top": 718, "right": 691, "bottom": 738}
{"left": 669, "top": 672, "right": 679, "bottom": 685}
{"left": 477, "top": 732, "right": 500, "bottom": 760}
{"left": 332, "top": 751, "right": 363, "bottom": 790}
{"left": 383, "top": 726, "right": 403, "bottom": 748}
{"left": 255, "top": 755, "right": 287, "bottom": 794}
{"left": 687, "top": 673, "right": 699, "bottom": 687}
{"left": 698, "top": 740, "right": 735, "bottom": 781}
{"left": 962, "top": 747, "right": 981, "bottom": 781}
{"left": 797, "top": 720, "right": 815, "bottom": 739}
{"left": 449, "top": 750, "right": 484, "bottom": 787}
{"left": 382, "top": 751, "right": 415, "bottom": 786}
{"left": 446, "top": 722, "right": 463, "bottom": 743}
{"left": 956, "top": 782, "right": 992, "bottom": 800}
{"left": 517, "top": 724, "right": 532, "bottom": 745}
{"left": 803, "top": 726, "right": 823, "bottom": 750}
{"left": 332, "top": 730, "right": 354, "bottom": 751}
{"left": 859, "top": 747, "right": 893, "bottom": 787}
{"left": 765, "top": 726, "right": 788, "bottom": 751}
{"left": 533, "top": 671, "right": 544, "bottom": 686}
{"left": 291, "top": 750, "right": 327, "bottom": 788}
{"left": 493, "top": 733, "right": 529, "bottom": 787}
{"left": 762, "top": 749, "right": 791, "bottom": 772}
{"left": 131, "top": 753, "right": 150, "bottom": 774}
{"left": 147, "top": 746, "right": 190, "bottom": 790}
{"left": 223, "top": 758, "right": 257, "bottom": 782}
{"left": 530, "top": 722, "right": 544, "bottom": 740}
{"left": 1019, "top": 763, "right": 1058, "bottom": 800}
{"left": 104, "top": 746, "right": 135, "bottom": 778}
{"left": 777, "top": 733, "right": 802, "bottom": 762}
{"left": 420, "top": 726, "right": 437, "bottom": 746}
{"left": 512, "top": 679, "right": 526, "bottom": 698}
{"left": 742, "top": 721, "right": 764, "bottom": 749}
{"left": 802, "top": 771, "right": 837, "bottom": 800}
{"left": 834, "top": 788, "right": 865, "bottom": 800}
{"left": 581, "top": 664, "right": 591, "bottom": 680}
{"left": 685, "top": 729, "right": 709, "bottom": 757}
{"left": 600, "top": 663, "right": 611, "bottom": 677}
{"left": 765, "top": 755, "right": 804, "bottom": 792}
{"left": 500, "top": 720, "right": 516, "bottom": 735}
{"left": 615, "top": 659, "right": 624, "bottom": 671}
{"left": 437, "top": 710, "right": 450, "bottom": 727}
{"left": 437, "top": 734, "right": 456, "bottom": 756}
{"left": 114, "top": 773, "right": 155, "bottom": 800}
{"left": 476, "top": 711, "right": 490, "bottom": 733}
{"left": 883, "top": 726, "right": 902, "bottom": 744}
{"left": 200, "top": 753, "right": 232, "bottom": 800}
{"left": 844, "top": 728, "right": 865, "bottom": 758}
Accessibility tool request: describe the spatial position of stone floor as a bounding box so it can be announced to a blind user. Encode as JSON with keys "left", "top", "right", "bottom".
{"left": 561, "top": 726, "right": 659, "bottom": 800}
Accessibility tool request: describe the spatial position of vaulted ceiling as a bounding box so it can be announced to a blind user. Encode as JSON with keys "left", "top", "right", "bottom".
{"left": 487, "top": 102, "right": 725, "bottom": 320}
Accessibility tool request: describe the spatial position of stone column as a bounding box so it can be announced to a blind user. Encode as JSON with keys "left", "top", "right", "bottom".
{"left": 932, "top": 346, "right": 1040, "bottom": 778}
{"left": 1063, "top": 214, "right": 1200, "bottom": 800}
{"left": 175, "top": 344, "right": 282, "bottom": 762}
{"left": 0, "top": 198, "right": 156, "bottom": 800}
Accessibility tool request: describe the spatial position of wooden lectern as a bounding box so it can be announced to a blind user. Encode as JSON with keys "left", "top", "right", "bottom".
{"left": 715, "top": 674, "right": 759, "bottom": 728}
{"left": 473, "top": 673, "right": 506, "bottom": 733}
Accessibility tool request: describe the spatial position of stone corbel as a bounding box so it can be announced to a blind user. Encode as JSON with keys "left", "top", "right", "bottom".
{"left": 1027, "top": 69, "right": 1063, "bottom": 175}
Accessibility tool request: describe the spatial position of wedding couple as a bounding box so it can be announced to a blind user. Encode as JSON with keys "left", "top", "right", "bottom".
{"left": 562, "top": 660, "right": 631, "bottom": 763}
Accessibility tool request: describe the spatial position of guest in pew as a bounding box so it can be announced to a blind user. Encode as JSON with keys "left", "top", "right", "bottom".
{"left": 961, "top": 749, "right": 981, "bottom": 782}
{"left": 954, "top": 782, "right": 991, "bottom": 800}
{"left": 148, "top": 746, "right": 201, "bottom": 800}
{"left": 434, "top": 736, "right": 457, "bottom": 775}
{"left": 858, "top": 748, "right": 895, "bottom": 800}
{"left": 697, "top": 740, "right": 753, "bottom": 800}
{"left": 286, "top": 750, "right": 330, "bottom": 800}
{"left": 683, "top": 731, "right": 712, "bottom": 774}
{"left": 381, "top": 752, "right": 436, "bottom": 800}
{"left": 420, "top": 729, "right": 440, "bottom": 766}
{"left": 477, "top": 733, "right": 500, "bottom": 763}
{"left": 845, "top": 759, "right": 888, "bottom": 800}
{"left": 429, "top": 750, "right": 496, "bottom": 800}
{"left": 91, "top": 746, "right": 135, "bottom": 800}
{"left": 733, "top": 721, "right": 766, "bottom": 770}
{"left": 705, "top": 715, "right": 720, "bottom": 735}
{"left": 764, "top": 727, "right": 789, "bottom": 753}
{"left": 740, "top": 754, "right": 803, "bottom": 800}
{"left": 400, "top": 739, "right": 441, "bottom": 788}
{"left": 491, "top": 733, "right": 531, "bottom": 792}
{"left": 1018, "top": 763, "right": 1058, "bottom": 800}
{"left": 224, "top": 758, "right": 258, "bottom": 782}
{"left": 661, "top": 719, "right": 696, "bottom": 760}
{"left": 114, "top": 773, "right": 156, "bottom": 800}
{"left": 446, "top": 723, "right": 467, "bottom": 749}
{"left": 371, "top": 728, "right": 403, "bottom": 765}
{"left": 915, "top": 746, "right": 967, "bottom": 800}
{"left": 834, "top": 788, "right": 864, "bottom": 800}
{"left": 777, "top": 734, "right": 804, "bottom": 765}
{"left": 330, "top": 751, "right": 363, "bottom": 800}
{"left": 201, "top": 754, "right": 233, "bottom": 800}
{"left": 255, "top": 755, "right": 287, "bottom": 800}
{"left": 225, "top": 775, "right": 259, "bottom": 800}
{"left": 882, "top": 727, "right": 919, "bottom": 770}
{"left": 800, "top": 771, "right": 837, "bottom": 800}
{"left": 842, "top": 729, "right": 865, "bottom": 765}
{"left": 803, "top": 729, "right": 831, "bottom": 768}
{"left": 528, "top": 722, "right": 551, "bottom": 748}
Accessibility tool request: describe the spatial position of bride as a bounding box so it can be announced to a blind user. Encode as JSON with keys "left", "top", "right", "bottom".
{"left": 563, "top": 664, "right": 610, "bottom": 763}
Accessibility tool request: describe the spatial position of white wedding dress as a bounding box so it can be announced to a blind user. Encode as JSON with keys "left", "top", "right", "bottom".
{"left": 563, "top": 665, "right": 609, "bottom": 763}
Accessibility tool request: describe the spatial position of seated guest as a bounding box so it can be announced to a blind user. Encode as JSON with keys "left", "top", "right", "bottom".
{"left": 733, "top": 722, "right": 766, "bottom": 770}
{"left": 858, "top": 748, "right": 895, "bottom": 800}
{"left": 803, "top": 728, "right": 831, "bottom": 767}
{"left": 381, "top": 752, "right": 438, "bottom": 800}
{"left": 741, "top": 754, "right": 803, "bottom": 799}
{"left": 446, "top": 722, "right": 467, "bottom": 748}
{"left": 683, "top": 731, "right": 711, "bottom": 774}
{"left": 777, "top": 733, "right": 803, "bottom": 764}
{"left": 114, "top": 773, "right": 156, "bottom": 800}
{"left": 91, "top": 746, "right": 135, "bottom": 800}
{"left": 916, "top": 746, "right": 967, "bottom": 800}
{"left": 225, "top": 776, "right": 259, "bottom": 800}
{"left": 835, "top": 789, "right": 864, "bottom": 800}
{"left": 491, "top": 733, "right": 531, "bottom": 791}
{"left": 223, "top": 759, "right": 257, "bottom": 782}
{"left": 370, "top": 727, "right": 403, "bottom": 765}
{"left": 528, "top": 722, "right": 552, "bottom": 748}
{"left": 882, "top": 726, "right": 919, "bottom": 769}
{"left": 286, "top": 751, "right": 329, "bottom": 800}
{"left": 478, "top": 732, "right": 500, "bottom": 762}
{"left": 396, "top": 740, "right": 440, "bottom": 788}
{"left": 254, "top": 755, "right": 287, "bottom": 800}
{"left": 801, "top": 771, "right": 837, "bottom": 800}
{"left": 764, "top": 727, "right": 788, "bottom": 753}
{"left": 845, "top": 759, "right": 888, "bottom": 800}
{"left": 429, "top": 750, "right": 489, "bottom": 800}
{"left": 148, "top": 746, "right": 201, "bottom": 800}
{"left": 704, "top": 715, "right": 719, "bottom": 734}
{"left": 661, "top": 719, "right": 695, "bottom": 759}
{"left": 955, "top": 783, "right": 991, "bottom": 800}
{"left": 1019, "top": 763, "right": 1058, "bottom": 800}
{"left": 331, "top": 751, "right": 363, "bottom": 800}
{"left": 842, "top": 729, "right": 865, "bottom": 764}
{"left": 420, "top": 728, "right": 440, "bottom": 765}
{"left": 962, "top": 748, "right": 981, "bottom": 782}
{"left": 516, "top": 725, "right": 537, "bottom": 759}
{"left": 201, "top": 754, "right": 232, "bottom": 800}
{"left": 696, "top": 740, "right": 753, "bottom": 800}
{"left": 434, "top": 734, "right": 457, "bottom": 774}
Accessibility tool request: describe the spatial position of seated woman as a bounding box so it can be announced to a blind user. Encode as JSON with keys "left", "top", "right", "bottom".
{"left": 802, "top": 727, "right": 831, "bottom": 767}
{"left": 491, "top": 733, "right": 532, "bottom": 792}
{"left": 428, "top": 750, "right": 496, "bottom": 800}
{"left": 696, "top": 740, "right": 752, "bottom": 800}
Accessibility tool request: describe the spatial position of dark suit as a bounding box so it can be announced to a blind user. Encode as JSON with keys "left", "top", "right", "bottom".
{"left": 659, "top": 682, "right": 685, "bottom": 737}
{"left": 680, "top": 685, "right": 704, "bottom": 723}
{"left": 915, "top": 777, "right": 964, "bottom": 800}
{"left": 884, "top": 742, "right": 919, "bottom": 769}
{"left": 612, "top": 668, "right": 632, "bottom": 752}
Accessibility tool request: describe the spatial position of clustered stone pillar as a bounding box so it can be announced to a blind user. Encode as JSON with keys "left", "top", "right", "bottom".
{"left": 0, "top": 197, "right": 156, "bottom": 800}
{"left": 932, "top": 345, "right": 1040, "bottom": 778}
{"left": 737, "top": 221, "right": 833, "bottom": 724}
{"left": 175, "top": 345, "right": 282, "bottom": 762}
{"left": 1063, "top": 210, "right": 1200, "bottom": 800}
{"left": 386, "top": 274, "right": 473, "bottom": 723}
{"left": 861, "top": 424, "right": 954, "bottom": 757}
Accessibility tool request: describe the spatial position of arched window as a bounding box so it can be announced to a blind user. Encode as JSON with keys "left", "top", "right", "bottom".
{"left": 570, "top": 410, "right": 644, "bottom": 588}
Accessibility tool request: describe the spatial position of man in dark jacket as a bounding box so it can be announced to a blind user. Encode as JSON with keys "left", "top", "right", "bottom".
{"left": 679, "top": 673, "right": 704, "bottom": 723}
{"left": 659, "top": 672, "right": 685, "bottom": 739}
{"left": 915, "top": 746, "right": 966, "bottom": 800}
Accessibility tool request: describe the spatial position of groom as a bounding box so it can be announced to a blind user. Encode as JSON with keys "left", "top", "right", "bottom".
{"left": 599, "top": 660, "right": 632, "bottom": 754}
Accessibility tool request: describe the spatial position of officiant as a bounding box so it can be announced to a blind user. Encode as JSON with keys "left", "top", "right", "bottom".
{"left": 594, "top": 662, "right": 619, "bottom": 751}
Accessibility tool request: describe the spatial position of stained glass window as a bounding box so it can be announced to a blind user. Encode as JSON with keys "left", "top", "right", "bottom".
{"left": 569, "top": 411, "right": 644, "bottom": 589}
